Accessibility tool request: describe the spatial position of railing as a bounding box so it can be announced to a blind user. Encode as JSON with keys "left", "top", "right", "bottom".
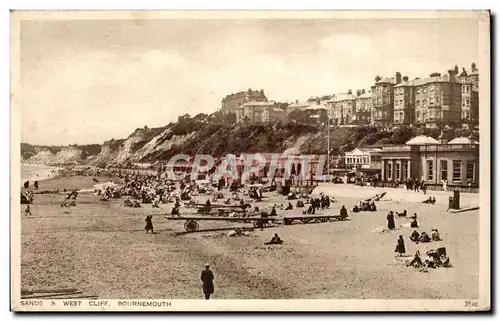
{"left": 419, "top": 144, "right": 479, "bottom": 151}
{"left": 371, "top": 181, "right": 479, "bottom": 193}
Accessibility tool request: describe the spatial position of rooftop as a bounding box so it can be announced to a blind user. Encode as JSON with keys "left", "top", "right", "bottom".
{"left": 238, "top": 101, "right": 276, "bottom": 108}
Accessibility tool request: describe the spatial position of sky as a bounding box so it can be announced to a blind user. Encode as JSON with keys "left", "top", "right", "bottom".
{"left": 20, "top": 16, "right": 480, "bottom": 145}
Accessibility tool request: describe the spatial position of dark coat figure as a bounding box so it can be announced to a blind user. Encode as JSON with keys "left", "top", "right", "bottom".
{"left": 270, "top": 206, "right": 277, "bottom": 216}
{"left": 340, "top": 206, "right": 348, "bottom": 219}
{"left": 24, "top": 181, "right": 29, "bottom": 189}
{"left": 395, "top": 235, "right": 406, "bottom": 256}
{"left": 285, "top": 202, "right": 293, "bottom": 210}
{"left": 34, "top": 181, "right": 39, "bottom": 189}
{"left": 145, "top": 215, "right": 154, "bottom": 234}
{"left": 387, "top": 211, "right": 396, "bottom": 230}
{"left": 201, "top": 265, "right": 214, "bottom": 300}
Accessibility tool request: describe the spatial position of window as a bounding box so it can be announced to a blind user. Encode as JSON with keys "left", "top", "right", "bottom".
{"left": 440, "top": 160, "right": 448, "bottom": 181}
{"left": 416, "top": 111, "right": 421, "bottom": 119}
{"left": 466, "top": 161, "right": 475, "bottom": 182}
{"left": 429, "top": 97, "right": 434, "bottom": 105}
{"left": 423, "top": 87, "right": 427, "bottom": 93}
{"left": 462, "top": 86, "right": 466, "bottom": 93}
{"left": 416, "top": 100, "right": 420, "bottom": 106}
{"left": 417, "top": 88, "right": 421, "bottom": 94}
{"left": 453, "top": 160, "right": 462, "bottom": 182}
{"left": 436, "top": 97, "right": 440, "bottom": 103}
{"left": 395, "top": 163, "right": 401, "bottom": 180}
{"left": 402, "top": 160, "right": 408, "bottom": 180}
{"left": 466, "top": 99, "right": 470, "bottom": 106}
{"left": 426, "top": 160, "right": 434, "bottom": 181}
{"left": 430, "top": 85, "right": 434, "bottom": 92}
{"left": 387, "top": 162, "right": 392, "bottom": 180}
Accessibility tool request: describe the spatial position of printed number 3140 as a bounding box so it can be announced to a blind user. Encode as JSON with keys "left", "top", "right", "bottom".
{"left": 465, "top": 301, "right": 478, "bottom": 308}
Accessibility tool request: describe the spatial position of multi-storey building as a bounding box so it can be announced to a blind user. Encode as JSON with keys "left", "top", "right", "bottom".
{"left": 354, "top": 89, "right": 372, "bottom": 125}
{"left": 331, "top": 90, "right": 356, "bottom": 125}
{"left": 235, "top": 102, "right": 287, "bottom": 123}
{"left": 221, "top": 89, "right": 268, "bottom": 114}
{"left": 371, "top": 72, "right": 400, "bottom": 126}
{"left": 393, "top": 76, "right": 416, "bottom": 125}
{"left": 413, "top": 70, "right": 462, "bottom": 128}
{"left": 457, "top": 63, "right": 479, "bottom": 124}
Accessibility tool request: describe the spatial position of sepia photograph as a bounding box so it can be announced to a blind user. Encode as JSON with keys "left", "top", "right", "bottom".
{"left": 10, "top": 10, "right": 490, "bottom": 312}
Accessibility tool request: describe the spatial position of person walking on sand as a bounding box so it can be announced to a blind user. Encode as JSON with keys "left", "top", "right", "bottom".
{"left": 145, "top": 215, "right": 154, "bottom": 234}
{"left": 25, "top": 204, "right": 32, "bottom": 216}
{"left": 386, "top": 211, "right": 396, "bottom": 230}
{"left": 201, "top": 264, "right": 215, "bottom": 300}
{"left": 395, "top": 235, "right": 406, "bottom": 257}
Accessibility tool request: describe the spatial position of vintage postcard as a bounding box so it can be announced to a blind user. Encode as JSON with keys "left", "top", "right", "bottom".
{"left": 10, "top": 10, "right": 490, "bottom": 312}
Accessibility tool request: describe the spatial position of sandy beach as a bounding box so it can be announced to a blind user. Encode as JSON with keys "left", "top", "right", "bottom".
{"left": 20, "top": 176, "right": 479, "bottom": 299}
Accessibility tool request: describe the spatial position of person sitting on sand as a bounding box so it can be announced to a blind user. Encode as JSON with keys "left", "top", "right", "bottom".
{"left": 410, "top": 230, "right": 420, "bottom": 243}
{"left": 409, "top": 213, "right": 417, "bottom": 220}
{"left": 285, "top": 202, "right": 293, "bottom": 210}
{"left": 265, "top": 233, "right": 283, "bottom": 245}
{"left": 171, "top": 204, "right": 180, "bottom": 216}
{"left": 224, "top": 198, "right": 231, "bottom": 205}
{"left": 152, "top": 199, "right": 161, "bottom": 208}
{"left": 397, "top": 210, "right": 407, "bottom": 217}
{"left": 352, "top": 205, "right": 360, "bottom": 213}
{"left": 431, "top": 228, "right": 441, "bottom": 241}
{"left": 340, "top": 205, "right": 348, "bottom": 219}
{"left": 430, "top": 197, "right": 436, "bottom": 205}
{"left": 394, "top": 235, "right": 406, "bottom": 257}
{"left": 407, "top": 250, "right": 423, "bottom": 268}
{"left": 296, "top": 200, "right": 304, "bottom": 208}
{"left": 145, "top": 215, "right": 154, "bottom": 234}
{"left": 270, "top": 205, "right": 277, "bottom": 217}
{"left": 410, "top": 217, "right": 419, "bottom": 228}
{"left": 419, "top": 231, "right": 431, "bottom": 243}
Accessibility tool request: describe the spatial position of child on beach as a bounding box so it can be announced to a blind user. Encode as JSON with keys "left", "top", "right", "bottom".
{"left": 145, "top": 215, "right": 154, "bottom": 234}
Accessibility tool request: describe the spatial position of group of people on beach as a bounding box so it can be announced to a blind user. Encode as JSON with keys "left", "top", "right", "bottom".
{"left": 388, "top": 209, "right": 451, "bottom": 271}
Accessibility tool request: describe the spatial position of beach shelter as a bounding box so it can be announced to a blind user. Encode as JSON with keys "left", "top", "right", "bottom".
{"left": 405, "top": 135, "right": 440, "bottom": 146}
{"left": 448, "top": 136, "right": 479, "bottom": 145}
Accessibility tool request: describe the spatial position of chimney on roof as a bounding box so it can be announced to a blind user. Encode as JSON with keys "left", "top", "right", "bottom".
{"left": 454, "top": 65, "right": 459, "bottom": 75}
{"left": 396, "top": 72, "right": 402, "bottom": 84}
{"left": 295, "top": 99, "right": 298, "bottom": 104}
{"left": 402, "top": 76, "right": 409, "bottom": 82}
{"left": 471, "top": 62, "right": 477, "bottom": 72}
{"left": 361, "top": 89, "right": 366, "bottom": 94}
{"left": 447, "top": 69, "right": 455, "bottom": 82}
{"left": 415, "top": 77, "right": 421, "bottom": 80}
{"left": 375, "top": 76, "right": 381, "bottom": 82}
{"left": 347, "top": 89, "right": 352, "bottom": 95}
{"left": 356, "top": 89, "right": 361, "bottom": 97}
{"left": 430, "top": 72, "right": 441, "bottom": 77}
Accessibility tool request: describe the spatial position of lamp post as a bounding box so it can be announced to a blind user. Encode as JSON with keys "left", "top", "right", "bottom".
{"left": 327, "top": 109, "right": 331, "bottom": 181}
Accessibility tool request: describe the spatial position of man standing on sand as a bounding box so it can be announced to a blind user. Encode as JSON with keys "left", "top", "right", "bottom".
{"left": 200, "top": 264, "right": 215, "bottom": 300}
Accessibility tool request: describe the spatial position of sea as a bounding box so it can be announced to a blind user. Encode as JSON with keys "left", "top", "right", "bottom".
{"left": 21, "top": 164, "right": 61, "bottom": 182}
